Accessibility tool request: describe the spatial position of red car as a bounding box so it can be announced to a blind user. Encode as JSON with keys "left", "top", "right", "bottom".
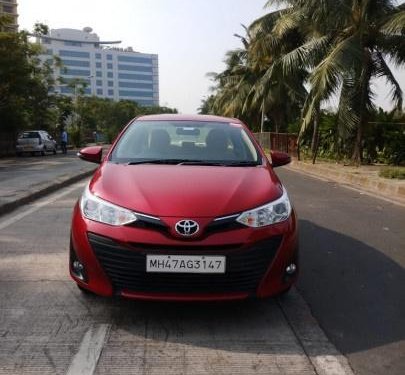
{"left": 70, "top": 114, "right": 298, "bottom": 301}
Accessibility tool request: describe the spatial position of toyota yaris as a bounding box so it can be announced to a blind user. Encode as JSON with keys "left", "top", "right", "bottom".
{"left": 70, "top": 114, "right": 298, "bottom": 301}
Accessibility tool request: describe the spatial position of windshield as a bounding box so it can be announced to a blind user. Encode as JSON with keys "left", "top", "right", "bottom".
{"left": 110, "top": 120, "right": 261, "bottom": 165}
{"left": 20, "top": 132, "right": 40, "bottom": 139}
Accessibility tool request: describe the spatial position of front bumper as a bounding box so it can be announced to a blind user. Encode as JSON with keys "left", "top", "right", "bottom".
{"left": 70, "top": 203, "right": 299, "bottom": 301}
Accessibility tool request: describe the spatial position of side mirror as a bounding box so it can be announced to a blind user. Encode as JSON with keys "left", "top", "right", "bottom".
{"left": 78, "top": 146, "right": 103, "bottom": 164}
{"left": 270, "top": 150, "right": 291, "bottom": 167}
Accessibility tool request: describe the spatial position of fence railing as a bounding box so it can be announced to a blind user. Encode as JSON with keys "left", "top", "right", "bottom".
{"left": 253, "top": 132, "right": 298, "bottom": 156}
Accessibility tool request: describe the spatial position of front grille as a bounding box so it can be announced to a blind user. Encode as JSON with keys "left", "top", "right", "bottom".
{"left": 88, "top": 233, "right": 282, "bottom": 294}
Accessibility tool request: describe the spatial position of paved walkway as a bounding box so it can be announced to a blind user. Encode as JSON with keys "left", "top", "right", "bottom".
{"left": 0, "top": 150, "right": 99, "bottom": 215}
{"left": 287, "top": 159, "right": 405, "bottom": 205}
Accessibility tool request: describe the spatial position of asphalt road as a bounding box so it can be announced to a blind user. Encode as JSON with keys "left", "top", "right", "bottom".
{"left": 0, "top": 180, "right": 352, "bottom": 375}
{"left": 0, "top": 167, "right": 403, "bottom": 374}
{"left": 276, "top": 168, "right": 405, "bottom": 375}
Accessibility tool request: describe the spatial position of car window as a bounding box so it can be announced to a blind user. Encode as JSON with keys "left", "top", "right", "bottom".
{"left": 111, "top": 120, "right": 261, "bottom": 164}
{"left": 20, "top": 132, "right": 40, "bottom": 139}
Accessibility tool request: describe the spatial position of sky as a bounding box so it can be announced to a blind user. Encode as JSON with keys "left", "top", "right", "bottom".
{"left": 18, "top": 0, "right": 405, "bottom": 114}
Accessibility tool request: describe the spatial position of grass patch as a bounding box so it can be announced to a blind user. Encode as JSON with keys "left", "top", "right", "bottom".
{"left": 379, "top": 167, "right": 405, "bottom": 180}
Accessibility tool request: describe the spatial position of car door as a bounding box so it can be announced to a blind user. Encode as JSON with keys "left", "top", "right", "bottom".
{"left": 42, "top": 132, "right": 52, "bottom": 149}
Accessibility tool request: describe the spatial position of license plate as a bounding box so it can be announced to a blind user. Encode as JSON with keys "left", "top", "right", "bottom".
{"left": 146, "top": 255, "right": 226, "bottom": 274}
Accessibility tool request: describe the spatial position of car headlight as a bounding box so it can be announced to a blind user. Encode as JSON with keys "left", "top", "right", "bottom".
{"left": 80, "top": 186, "right": 138, "bottom": 226}
{"left": 236, "top": 187, "right": 291, "bottom": 227}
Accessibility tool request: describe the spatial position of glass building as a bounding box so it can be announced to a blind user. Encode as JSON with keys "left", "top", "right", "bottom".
{"left": 38, "top": 27, "right": 159, "bottom": 106}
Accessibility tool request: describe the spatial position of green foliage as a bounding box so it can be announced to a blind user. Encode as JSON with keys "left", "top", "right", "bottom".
{"left": 71, "top": 96, "right": 177, "bottom": 146}
{"left": 0, "top": 20, "right": 58, "bottom": 154}
{"left": 204, "top": 0, "right": 405, "bottom": 165}
{"left": 379, "top": 167, "right": 405, "bottom": 179}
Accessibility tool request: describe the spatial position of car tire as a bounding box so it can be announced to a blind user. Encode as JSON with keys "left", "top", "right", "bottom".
{"left": 53, "top": 148, "right": 57, "bottom": 155}
{"left": 31, "top": 152, "right": 35, "bottom": 156}
{"left": 16, "top": 152, "right": 22, "bottom": 157}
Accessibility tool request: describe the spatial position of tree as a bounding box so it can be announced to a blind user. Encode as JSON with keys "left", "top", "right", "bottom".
{"left": 271, "top": 0, "right": 405, "bottom": 165}
{"left": 0, "top": 18, "right": 56, "bottom": 154}
{"left": 206, "top": 22, "right": 306, "bottom": 132}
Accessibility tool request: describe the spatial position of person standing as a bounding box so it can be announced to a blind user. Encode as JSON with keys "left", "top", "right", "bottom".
{"left": 61, "top": 128, "right": 68, "bottom": 154}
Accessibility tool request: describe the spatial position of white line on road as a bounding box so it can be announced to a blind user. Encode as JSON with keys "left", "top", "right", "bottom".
{"left": 278, "top": 288, "right": 355, "bottom": 375}
{"left": 66, "top": 324, "right": 111, "bottom": 375}
{"left": 0, "top": 182, "right": 85, "bottom": 231}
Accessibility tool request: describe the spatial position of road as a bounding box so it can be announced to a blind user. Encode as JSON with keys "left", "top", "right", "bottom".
{"left": 276, "top": 168, "right": 405, "bottom": 375}
{"left": 0, "top": 151, "right": 96, "bottom": 214}
{"left": 0, "top": 180, "right": 353, "bottom": 375}
{"left": 0, "top": 167, "right": 403, "bottom": 374}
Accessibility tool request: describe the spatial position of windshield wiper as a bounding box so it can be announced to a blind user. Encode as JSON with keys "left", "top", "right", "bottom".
{"left": 126, "top": 159, "right": 186, "bottom": 165}
{"left": 225, "top": 161, "right": 261, "bottom": 166}
{"left": 125, "top": 159, "right": 261, "bottom": 166}
{"left": 179, "top": 160, "right": 260, "bottom": 166}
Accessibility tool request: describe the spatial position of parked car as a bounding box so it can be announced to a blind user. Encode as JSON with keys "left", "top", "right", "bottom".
{"left": 16, "top": 130, "right": 57, "bottom": 156}
{"left": 70, "top": 114, "right": 298, "bottom": 301}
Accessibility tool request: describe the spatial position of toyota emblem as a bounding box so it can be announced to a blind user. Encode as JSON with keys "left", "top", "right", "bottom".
{"left": 175, "top": 220, "right": 199, "bottom": 236}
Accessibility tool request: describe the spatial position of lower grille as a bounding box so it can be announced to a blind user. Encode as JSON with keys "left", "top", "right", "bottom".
{"left": 88, "top": 233, "right": 282, "bottom": 294}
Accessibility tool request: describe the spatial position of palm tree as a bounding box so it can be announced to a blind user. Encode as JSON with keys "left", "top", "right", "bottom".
{"left": 267, "top": 0, "right": 404, "bottom": 165}
{"left": 209, "top": 21, "right": 306, "bottom": 133}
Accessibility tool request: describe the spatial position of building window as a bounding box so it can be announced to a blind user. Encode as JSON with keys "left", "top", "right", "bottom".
{"left": 107, "top": 54, "right": 112, "bottom": 60}
{"left": 118, "top": 90, "right": 153, "bottom": 98}
{"left": 96, "top": 62, "right": 102, "bottom": 68}
{"left": 107, "top": 63, "right": 113, "bottom": 70}
{"left": 107, "top": 72, "right": 113, "bottom": 78}
{"left": 118, "top": 64, "right": 153, "bottom": 73}
{"left": 61, "top": 59, "right": 90, "bottom": 67}
{"left": 96, "top": 80, "right": 102, "bottom": 86}
{"left": 118, "top": 55, "right": 152, "bottom": 64}
{"left": 63, "top": 68, "right": 91, "bottom": 77}
{"left": 119, "top": 81, "right": 153, "bottom": 90}
{"left": 64, "top": 41, "right": 82, "bottom": 47}
{"left": 96, "top": 71, "right": 102, "bottom": 77}
{"left": 96, "top": 53, "right": 101, "bottom": 59}
{"left": 108, "top": 89, "right": 114, "bottom": 96}
{"left": 42, "top": 38, "right": 51, "bottom": 44}
{"left": 97, "top": 89, "right": 103, "bottom": 95}
{"left": 45, "top": 48, "right": 53, "bottom": 55}
{"left": 108, "top": 81, "right": 113, "bottom": 87}
{"left": 118, "top": 73, "right": 153, "bottom": 81}
{"left": 60, "top": 50, "right": 90, "bottom": 58}
{"left": 3, "top": 5, "right": 14, "bottom": 13}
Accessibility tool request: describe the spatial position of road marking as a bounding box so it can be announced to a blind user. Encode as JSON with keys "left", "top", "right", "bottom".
{"left": 66, "top": 324, "right": 111, "bottom": 375}
{"left": 278, "top": 288, "right": 355, "bottom": 375}
{"left": 0, "top": 182, "right": 85, "bottom": 231}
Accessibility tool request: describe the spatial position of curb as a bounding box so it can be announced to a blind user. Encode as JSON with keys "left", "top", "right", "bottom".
{"left": 0, "top": 168, "right": 96, "bottom": 217}
{"left": 278, "top": 288, "right": 355, "bottom": 375}
{"left": 286, "top": 161, "right": 405, "bottom": 205}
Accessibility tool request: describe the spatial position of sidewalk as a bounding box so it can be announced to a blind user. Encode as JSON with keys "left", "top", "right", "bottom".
{"left": 0, "top": 148, "right": 106, "bottom": 216}
{"left": 287, "top": 159, "right": 405, "bottom": 205}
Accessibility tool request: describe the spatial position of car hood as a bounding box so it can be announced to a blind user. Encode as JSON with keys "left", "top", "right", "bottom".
{"left": 89, "top": 162, "right": 283, "bottom": 217}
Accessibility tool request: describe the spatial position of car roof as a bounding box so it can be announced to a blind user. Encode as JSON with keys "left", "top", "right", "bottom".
{"left": 136, "top": 114, "right": 243, "bottom": 124}
{"left": 21, "top": 130, "right": 47, "bottom": 133}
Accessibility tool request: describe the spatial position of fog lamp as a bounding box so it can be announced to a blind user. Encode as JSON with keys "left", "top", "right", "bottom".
{"left": 72, "top": 260, "right": 86, "bottom": 281}
{"left": 285, "top": 263, "right": 297, "bottom": 275}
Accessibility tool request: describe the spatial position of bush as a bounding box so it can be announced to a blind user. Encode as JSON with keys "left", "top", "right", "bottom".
{"left": 379, "top": 167, "right": 405, "bottom": 180}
